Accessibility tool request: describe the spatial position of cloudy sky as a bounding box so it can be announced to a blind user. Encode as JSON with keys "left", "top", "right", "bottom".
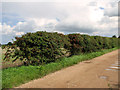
{"left": 0, "top": 0, "right": 119, "bottom": 44}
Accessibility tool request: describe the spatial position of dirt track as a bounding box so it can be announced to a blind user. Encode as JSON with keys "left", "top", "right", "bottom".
{"left": 16, "top": 50, "right": 119, "bottom": 88}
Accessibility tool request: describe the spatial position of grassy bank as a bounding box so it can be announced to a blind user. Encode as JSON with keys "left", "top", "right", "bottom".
{"left": 2, "top": 48, "right": 118, "bottom": 89}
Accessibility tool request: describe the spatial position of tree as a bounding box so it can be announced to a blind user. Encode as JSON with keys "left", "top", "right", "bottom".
{"left": 7, "top": 42, "right": 12, "bottom": 46}
{"left": 112, "top": 35, "right": 117, "bottom": 38}
{"left": 118, "top": 36, "right": 120, "bottom": 38}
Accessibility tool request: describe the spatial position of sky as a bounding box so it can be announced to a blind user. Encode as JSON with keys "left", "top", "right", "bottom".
{"left": 0, "top": 0, "right": 119, "bottom": 44}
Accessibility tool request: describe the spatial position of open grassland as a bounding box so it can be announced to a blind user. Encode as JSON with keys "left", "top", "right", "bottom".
{"left": 2, "top": 47, "right": 118, "bottom": 89}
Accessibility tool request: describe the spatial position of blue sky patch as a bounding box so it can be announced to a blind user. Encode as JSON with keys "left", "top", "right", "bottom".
{"left": 2, "top": 13, "right": 24, "bottom": 26}
{"left": 99, "top": 7, "right": 104, "bottom": 10}
{"left": 56, "top": 17, "right": 60, "bottom": 22}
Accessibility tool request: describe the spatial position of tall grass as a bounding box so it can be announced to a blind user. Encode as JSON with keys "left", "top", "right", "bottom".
{"left": 2, "top": 48, "right": 118, "bottom": 89}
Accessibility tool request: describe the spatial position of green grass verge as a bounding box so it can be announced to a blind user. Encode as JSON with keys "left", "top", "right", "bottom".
{"left": 2, "top": 48, "right": 118, "bottom": 89}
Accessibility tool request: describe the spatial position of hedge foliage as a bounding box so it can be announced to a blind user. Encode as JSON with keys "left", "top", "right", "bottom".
{"left": 5, "top": 31, "right": 71, "bottom": 65}
{"left": 4, "top": 31, "right": 119, "bottom": 65}
{"left": 68, "top": 34, "right": 119, "bottom": 55}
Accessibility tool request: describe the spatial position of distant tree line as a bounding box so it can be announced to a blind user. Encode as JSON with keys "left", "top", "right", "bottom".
{"left": 112, "top": 35, "right": 120, "bottom": 38}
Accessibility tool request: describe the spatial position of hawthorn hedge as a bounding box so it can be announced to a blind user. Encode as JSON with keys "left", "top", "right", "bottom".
{"left": 11, "top": 31, "right": 71, "bottom": 65}
{"left": 4, "top": 31, "right": 119, "bottom": 65}
{"left": 69, "top": 34, "right": 119, "bottom": 55}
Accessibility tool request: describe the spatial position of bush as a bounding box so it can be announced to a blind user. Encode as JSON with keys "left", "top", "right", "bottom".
{"left": 4, "top": 31, "right": 71, "bottom": 65}
{"left": 81, "top": 35, "right": 96, "bottom": 52}
{"left": 68, "top": 34, "right": 85, "bottom": 55}
{"left": 68, "top": 34, "right": 119, "bottom": 55}
{"left": 1, "top": 44, "right": 7, "bottom": 49}
{"left": 68, "top": 34, "right": 100, "bottom": 55}
{"left": 4, "top": 31, "right": 119, "bottom": 65}
{"left": 7, "top": 42, "right": 13, "bottom": 46}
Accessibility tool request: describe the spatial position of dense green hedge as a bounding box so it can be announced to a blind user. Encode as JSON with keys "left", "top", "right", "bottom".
{"left": 6, "top": 31, "right": 71, "bottom": 65}
{"left": 4, "top": 31, "right": 119, "bottom": 65}
{"left": 69, "top": 34, "right": 119, "bottom": 55}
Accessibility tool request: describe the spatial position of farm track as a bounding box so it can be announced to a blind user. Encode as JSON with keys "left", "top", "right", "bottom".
{"left": 16, "top": 49, "right": 119, "bottom": 88}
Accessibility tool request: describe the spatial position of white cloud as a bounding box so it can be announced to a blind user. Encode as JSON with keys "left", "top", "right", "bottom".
{"left": 0, "top": 22, "right": 25, "bottom": 36}
{"left": 15, "top": 32, "right": 25, "bottom": 35}
{"left": 1, "top": 0, "right": 119, "bottom": 43}
{"left": 1, "top": 18, "right": 58, "bottom": 36}
{"left": 13, "top": 18, "right": 58, "bottom": 33}
{"left": 1, "top": 23, "right": 15, "bottom": 34}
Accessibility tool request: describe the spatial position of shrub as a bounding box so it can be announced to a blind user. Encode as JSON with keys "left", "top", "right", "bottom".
{"left": 1, "top": 44, "right": 7, "bottom": 49}
{"left": 4, "top": 31, "right": 119, "bottom": 65}
{"left": 81, "top": 35, "right": 96, "bottom": 52}
{"left": 68, "top": 34, "right": 85, "bottom": 55}
{"left": 68, "top": 34, "right": 119, "bottom": 55}
{"left": 4, "top": 31, "right": 71, "bottom": 65}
